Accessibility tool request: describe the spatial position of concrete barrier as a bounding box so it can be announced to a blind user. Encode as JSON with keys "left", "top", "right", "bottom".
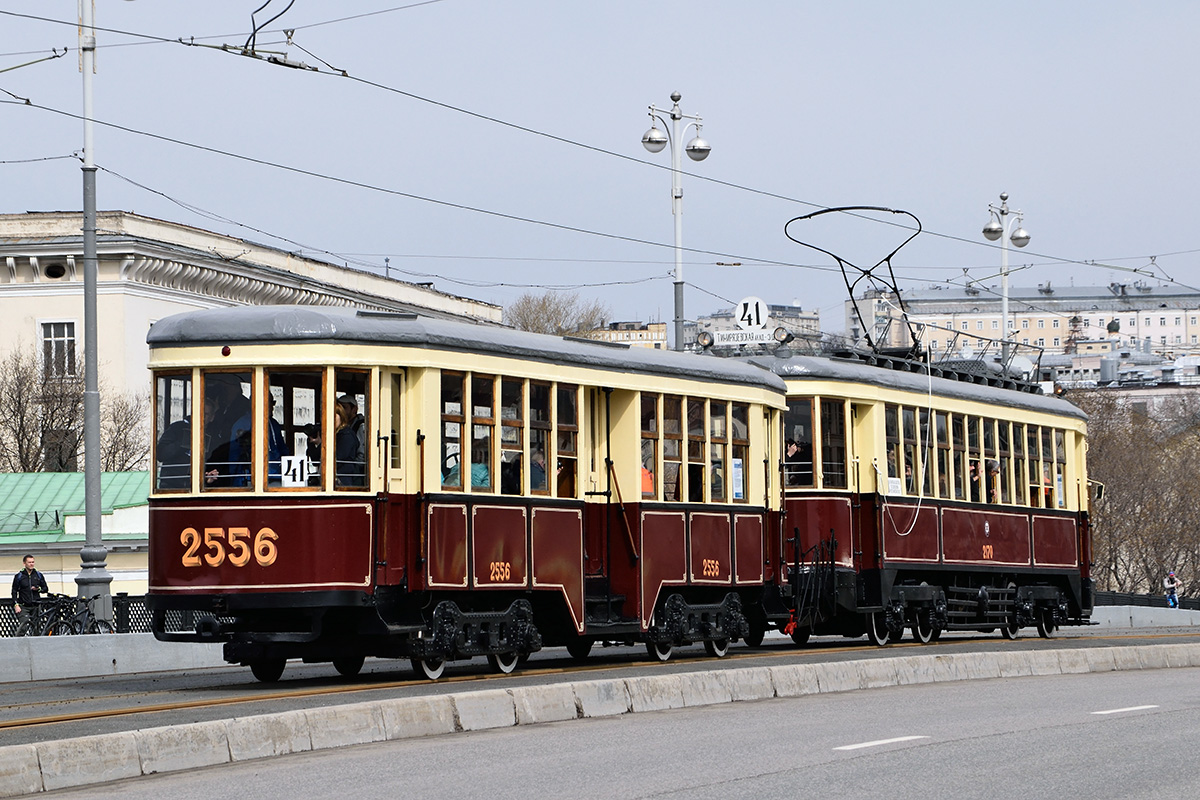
{"left": 5, "top": 639, "right": 1200, "bottom": 797}
{"left": 0, "top": 633, "right": 227, "bottom": 685}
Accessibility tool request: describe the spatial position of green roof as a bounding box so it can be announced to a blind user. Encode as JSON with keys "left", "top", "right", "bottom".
{"left": 0, "top": 472, "right": 149, "bottom": 539}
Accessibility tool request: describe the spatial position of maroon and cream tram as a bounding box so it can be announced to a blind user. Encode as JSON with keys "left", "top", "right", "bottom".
{"left": 146, "top": 306, "right": 787, "bottom": 681}
{"left": 751, "top": 349, "right": 1093, "bottom": 646}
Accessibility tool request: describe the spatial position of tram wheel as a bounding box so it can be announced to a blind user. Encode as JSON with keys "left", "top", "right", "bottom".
{"left": 913, "top": 616, "right": 935, "bottom": 644}
{"left": 566, "top": 638, "right": 593, "bottom": 661}
{"left": 1036, "top": 610, "right": 1056, "bottom": 639}
{"left": 1001, "top": 620, "right": 1020, "bottom": 640}
{"left": 410, "top": 657, "right": 445, "bottom": 681}
{"left": 486, "top": 651, "right": 520, "bottom": 675}
{"left": 250, "top": 658, "right": 286, "bottom": 683}
{"left": 703, "top": 638, "right": 729, "bottom": 658}
{"left": 646, "top": 641, "right": 673, "bottom": 662}
{"left": 866, "top": 611, "right": 891, "bottom": 647}
{"left": 744, "top": 623, "right": 766, "bottom": 648}
{"left": 333, "top": 655, "right": 365, "bottom": 677}
{"left": 789, "top": 627, "right": 811, "bottom": 646}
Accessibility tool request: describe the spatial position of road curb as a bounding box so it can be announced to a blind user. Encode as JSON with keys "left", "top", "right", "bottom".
{"left": 4, "top": 641, "right": 1200, "bottom": 797}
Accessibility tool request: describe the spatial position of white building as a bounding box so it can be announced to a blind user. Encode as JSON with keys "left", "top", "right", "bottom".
{"left": 0, "top": 211, "right": 501, "bottom": 399}
{"left": 846, "top": 282, "right": 1200, "bottom": 359}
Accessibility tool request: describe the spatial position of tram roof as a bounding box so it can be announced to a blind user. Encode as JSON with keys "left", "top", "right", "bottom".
{"left": 147, "top": 305, "right": 787, "bottom": 394}
{"left": 749, "top": 353, "right": 1087, "bottom": 421}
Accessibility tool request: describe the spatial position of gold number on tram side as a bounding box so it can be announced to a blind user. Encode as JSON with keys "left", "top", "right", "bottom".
{"left": 982, "top": 544, "right": 994, "bottom": 560}
{"left": 701, "top": 558, "right": 720, "bottom": 578}
{"left": 180, "top": 527, "right": 202, "bottom": 567}
{"left": 203, "top": 528, "right": 226, "bottom": 567}
{"left": 178, "top": 526, "right": 279, "bottom": 568}
{"left": 227, "top": 526, "right": 252, "bottom": 567}
{"left": 253, "top": 528, "right": 279, "bottom": 567}
{"left": 489, "top": 561, "right": 512, "bottom": 581}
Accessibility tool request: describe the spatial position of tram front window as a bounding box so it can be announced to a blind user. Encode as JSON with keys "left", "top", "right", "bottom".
{"left": 266, "top": 370, "right": 321, "bottom": 489}
{"left": 154, "top": 373, "right": 192, "bottom": 492}
{"left": 202, "top": 371, "right": 252, "bottom": 490}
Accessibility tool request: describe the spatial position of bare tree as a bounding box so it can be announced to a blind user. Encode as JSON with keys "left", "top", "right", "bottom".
{"left": 0, "top": 345, "right": 151, "bottom": 474}
{"left": 504, "top": 291, "right": 611, "bottom": 336}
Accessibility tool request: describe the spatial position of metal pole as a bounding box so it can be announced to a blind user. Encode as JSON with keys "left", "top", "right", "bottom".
{"left": 670, "top": 97, "right": 685, "bottom": 351}
{"left": 77, "top": 0, "right": 112, "bottom": 620}
{"left": 999, "top": 196, "right": 1010, "bottom": 343}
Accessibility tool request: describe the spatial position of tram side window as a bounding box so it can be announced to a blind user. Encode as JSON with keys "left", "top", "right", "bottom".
{"left": 997, "top": 421, "right": 1012, "bottom": 504}
{"left": 154, "top": 373, "right": 192, "bottom": 492}
{"left": 390, "top": 374, "right": 402, "bottom": 474}
{"left": 499, "top": 378, "right": 524, "bottom": 495}
{"left": 821, "top": 399, "right": 847, "bottom": 489}
{"left": 201, "top": 371, "right": 253, "bottom": 491}
{"left": 1042, "top": 427, "right": 1055, "bottom": 507}
{"left": 468, "top": 375, "right": 495, "bottom": 493}
{"left": 662, "top": 395, "right": 683, "bottom": 501}
{"left": 710, "top": 401, "right": 727, "bottom": 502}
{"left": 951, "top": 414, "right": 967, "bottom": 500}
{"left": 1012, "top": 423, "right": 1028, "bottom": 506}
{"left": 334, "top": 371, "right": 368, "bottom": 489}
{"left": 935, "top": 412, "right": 950, "bottom": 499}
{"left": 785, "top": 399, "right": 815, "bottom": 489}
{"left": 1054, "top": 429, "right": 1066, "bottom": 508}
{"left": 902, "top": 407, "right": 917, "bottom": 494}
{"left": 441, "top": 373, "right": 464, "bottom": 490}
{"left": 731, "top": 402, "right": 749, "bottom": 502}
{"left": 919, "top": 410, "right": 933, "bottom": 496}
{"left": 557, "top": 385, "right": 578, "bottom": 497}
{"left": 266, "top": 370, "right": 321, "bottom": 489}
{"left": 641, "top": 394, "right": 658, "bottom": 499}
{"left": 967, "top": 416, "right": 983, "bottom": 502}
{"left": 530, "top": 382, "right": 551, "bottom": 494}
{"left": 687, "top": 398, "right": 706, "bottom": 502}
{"left": 1027, "top": 425, "right": 1042, "bottom": 507}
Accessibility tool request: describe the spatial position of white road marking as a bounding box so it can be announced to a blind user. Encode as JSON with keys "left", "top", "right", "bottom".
{"left": 834, "top": 735, "right": 930, "bottom": 751}
{"left": 1091, "top": 705, "right": 1159, "bottom": 715}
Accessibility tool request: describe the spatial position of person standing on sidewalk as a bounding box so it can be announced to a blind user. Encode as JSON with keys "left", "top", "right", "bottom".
{"left": 1164, "top": 570, "right": 1183, "bottom": 608}
{"left": 11, "top": 554, "right": 49, "bottom": 628}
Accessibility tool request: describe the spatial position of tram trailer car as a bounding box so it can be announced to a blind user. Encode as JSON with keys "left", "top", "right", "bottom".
{"left": 752, "top": 351, "right": 1094, "bottom": 646}
{"left": 145, "top": 306, "right": 787, "bottom": 681}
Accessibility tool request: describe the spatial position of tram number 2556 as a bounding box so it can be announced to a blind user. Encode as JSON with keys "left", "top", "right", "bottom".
{"left": 489, "top": 561, "right": 512, "bottom": 581}
{"left": 700, "top": 558, "right": 721, "bottom": 577}
{"left": 181, "top": 527, "right": 279, "bottom": 568}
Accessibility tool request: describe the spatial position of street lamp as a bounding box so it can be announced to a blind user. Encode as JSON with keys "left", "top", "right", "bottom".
{"left": 982, "top": 192, "right": 1030, "bottom": 347}
{"left": 641, "top": 92, "right": 711, "bottom": 351}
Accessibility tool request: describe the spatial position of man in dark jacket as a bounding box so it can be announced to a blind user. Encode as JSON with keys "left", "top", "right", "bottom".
{"left": 12, "top": 554, "right": 49, "bottom": 628}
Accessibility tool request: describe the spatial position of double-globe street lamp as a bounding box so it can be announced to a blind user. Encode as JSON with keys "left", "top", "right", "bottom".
{"left": 982, "top": 192, "right": 1030, "bottom": 352}
{"left": 641, "top": 92, "right": 710, "bottom": 351}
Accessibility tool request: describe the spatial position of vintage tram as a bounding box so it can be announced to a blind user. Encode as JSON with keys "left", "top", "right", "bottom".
{"left": 753, "top": 349, "right": 1094, "bottom": 646}
{"left": 146, "top": 306, "right": 787, "bottom": 681}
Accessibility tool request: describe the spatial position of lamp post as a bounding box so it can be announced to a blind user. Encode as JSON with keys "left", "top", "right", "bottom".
{"left": 640, "top": 92, "right": 711, "bottom": 351}
{"left": 77, "top": 0, "right": 112, "bottom": 620}
{"left": 981, "top": 192, "right": 1030, "bottom": 351}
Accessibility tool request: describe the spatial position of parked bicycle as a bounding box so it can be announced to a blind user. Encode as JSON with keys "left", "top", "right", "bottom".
{"left": 15, "top": 594, "right": 74, "bottom": 636}
{"left": 46, "top": 594, "right": 115, "bottom": 636}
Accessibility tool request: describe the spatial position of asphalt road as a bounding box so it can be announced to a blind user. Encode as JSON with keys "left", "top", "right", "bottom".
{"left": 38, "top": 665, "right": 1200, "bottom": 800}
{"left": 5, "top": 626, "right": 1199, "bottom": 748}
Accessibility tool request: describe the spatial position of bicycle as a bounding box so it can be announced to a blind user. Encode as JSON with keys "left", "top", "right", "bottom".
{"left": 47, "top": 594, "right": 115, "bottom": 636}
{"left": 15, "top": 594, "right": 73, "bottom": 636}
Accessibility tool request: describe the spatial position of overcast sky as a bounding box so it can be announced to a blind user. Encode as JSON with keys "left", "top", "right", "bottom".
{"left": 2, "top": 2, "right": 1197, "bottom": 332}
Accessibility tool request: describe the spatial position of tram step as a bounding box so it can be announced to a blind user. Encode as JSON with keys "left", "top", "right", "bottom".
{"left": 584, "top": 593, "right": 626, "bottom": 623}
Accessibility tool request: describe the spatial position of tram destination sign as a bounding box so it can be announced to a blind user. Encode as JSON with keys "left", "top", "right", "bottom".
{"left": 712, "top": 329, "right": 778, "bottom": 346}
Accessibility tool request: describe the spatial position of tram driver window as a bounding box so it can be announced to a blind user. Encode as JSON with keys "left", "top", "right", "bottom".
{"left": 785, "top": 399, "right": 814, "bottom": 489}
{"left": 201, "top": 371, "right": 253, "bottom": 491}
{"left": 154, "top": 372, "right": 192, "bottom": 492}
{"left": 265, "top": 370, "right": 321, "bottom": 489}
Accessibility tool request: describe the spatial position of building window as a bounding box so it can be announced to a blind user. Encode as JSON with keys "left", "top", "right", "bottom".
{"left": 1053, "top": 338, "right": 1060, "bottom": 347}
{"left": 960, "top": 321, "right": 968, "bottom": 331}
{"left": 42, "top": 321, "right": 76, "bottom": 379}
{"left": 1146, "top": 317, "right": 1152, "bottom": 326}
{"left": 976, "top": 320, "right": 983, "bottom": 330}
{"left": 1175, "top": 317, "right": 1182, "bottom": 325}
{"left": 1192, "top": 317, "right": 1197, "bottom": 326}
{"left": 991, "top": 320, "right": 999, "bottom": 329}
{"left": 1176, "top": 335, "right": 1182, "bottom": 343}
{"left": 1021, "top": 338, "right": 1029, "bottom": 345}
{"left": 1021, "top": 320, "right": 1029, "bottom": 329}
{"left": 1036, "top": 338, "right": 1045, "bottom": 347}
{"left": 1129, "top": 318, "right": 1135, "bottom": 327}
{"left": 1037, "top": 319, "right": 1045, "bottom": 329}
{"left": 1052, "top": 319, "right": 1060, "bottom": 328}
{"left": 1192, "top": 335, "right": 1197, "bottom": 344}
{"left": 1160, "top": 317, "right": 1167, "bottom": 326}
{"left": 1161, "top": 336, "right": 1168, "bottom": 345}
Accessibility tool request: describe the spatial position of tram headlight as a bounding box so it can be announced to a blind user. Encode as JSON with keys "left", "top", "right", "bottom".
{"left": 773, "top": 327, "right": 794, "bottom": 344}
{"left": 697, "top": 331, "right": 715, "bottom": 349}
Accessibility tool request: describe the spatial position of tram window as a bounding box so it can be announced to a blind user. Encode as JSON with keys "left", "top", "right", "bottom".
{"left": 641, "top": 394, "right": 658, "bottom": 499}
{"left": 901, "top": 407, "right": 916, "bottom": 494}
{"left": 499, "top": 378, "right": 523, "bottom": 495}
{"left": 441, "top": 373, "right": 464, "bottom": 490}
{"left": 662, "top": 395, "right": 682, "bottom": 501}
{"left": 935, "top": 412, "right": 950, "bottom": 499}
{"left": 951, "top": 414, "right": 967, "bottom": 500}
{"left": 786, "top": 399, "right": 815, "bottom": 489}
{"left": 919, "top": 410, "right": 933, "bottom": 496}
{"left": 334, "top": 370, "right": 368, "bottom": 489}
{"left": 997, "top": 421, "right": 1012, "bottom": 504}
{"left": 1042, "top": 428, "right": 1055, "bottom": 507}
{"left": 966, "top": 416, "right": 984, "bottom": 502}
{"left": 265, "top": 369, "right": 321, "bottom": 490}
{"left": 1012, "top": 423, "right": 1028, "bottom": 505}
{"left": 530, "top": 382, "right": 551, "bottom": 495}
{"left": 731, "top": 402, "right": 749, "bottom": 502}
{"left": 390, "top": 374, "right": 402, "bottom": 474}
{"left": 710, "top": 401, "right": 726, "bottom": 502}
{"left": 1054, "top": 429, "right": 1066, "bottom": 508}
{"left": 469, "top": 375, "right": 495, "bottom": 493}
{"left": 201, "top": 371, "right": 253, "bottom": 491}
{"left": 687, "top": 399, "right": 706, "bottom": 502}
{"left": 556, "top": 384, "right": 577, "bottom": 498}
{"left": 1027, "top": 425, "right": 1043, "bottom": 507}
{"left": 154, "top": 372, "right": 192, "bottom": 492}
{"left": 820, "top": 400, "right": 848, "bottom": 489}
{"left": 983, "top": 419, "right": 998, "bottom": 504}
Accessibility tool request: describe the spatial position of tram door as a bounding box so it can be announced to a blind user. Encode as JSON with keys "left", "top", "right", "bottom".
{"left": 850, "top": 402, "right": 881, "bottom": 575}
